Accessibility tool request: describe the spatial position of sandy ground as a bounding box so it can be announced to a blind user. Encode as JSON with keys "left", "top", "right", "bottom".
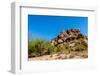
{"left": 28, "top": 51, "right": 88, "bottom": 61}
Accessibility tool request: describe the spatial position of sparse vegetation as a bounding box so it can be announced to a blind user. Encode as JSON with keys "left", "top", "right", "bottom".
{"left": 28, "top": 39, "right": 55, "bottom": 57}
{"left": 28, "top": 39, "right": 87, "bottom": 58}
{"left": 28, "top": 29, "right": 88, "bottom": 60}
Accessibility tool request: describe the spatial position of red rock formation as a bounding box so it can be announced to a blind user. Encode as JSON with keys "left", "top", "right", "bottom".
{"left": 51, "top": 29, "right": 88, "bottom": 45}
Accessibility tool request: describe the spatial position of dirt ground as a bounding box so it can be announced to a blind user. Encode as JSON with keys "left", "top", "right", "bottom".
{"left": 28, "top": 51, "right": 88, "bottom": 61}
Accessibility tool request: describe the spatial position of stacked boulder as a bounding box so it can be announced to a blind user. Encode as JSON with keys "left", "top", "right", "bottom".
{"left": 51, "top": 29, "right": 87, "bottom": 46}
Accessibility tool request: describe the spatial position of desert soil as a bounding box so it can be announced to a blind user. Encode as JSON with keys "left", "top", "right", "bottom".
{"left": 28, "top": 51, "right": 88, "bottom": 61}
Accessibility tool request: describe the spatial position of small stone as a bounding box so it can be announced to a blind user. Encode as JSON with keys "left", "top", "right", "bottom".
{"left": 58, "top": 54, "right": 67, "bottom": 59}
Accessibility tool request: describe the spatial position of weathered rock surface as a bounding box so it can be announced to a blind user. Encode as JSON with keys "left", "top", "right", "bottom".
{"left": 51, "top": 29, "right": 88, "bottom": 46}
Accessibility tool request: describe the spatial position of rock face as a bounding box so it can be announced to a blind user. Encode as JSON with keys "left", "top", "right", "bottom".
{"left": 51, "top": 29, "right": 88, "bottom": 45}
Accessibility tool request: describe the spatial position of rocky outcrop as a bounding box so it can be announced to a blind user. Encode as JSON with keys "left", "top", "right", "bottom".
{"left": 51, "top": 29, "right": 88, "bottom": 46}
{"left": 28, "top": 29, "right": 88, "bottom": 60}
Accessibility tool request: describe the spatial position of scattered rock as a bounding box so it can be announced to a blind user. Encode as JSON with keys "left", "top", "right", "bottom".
{"left": 82, "top": 54, "right": 88, "bottom": 58}
{"left": 59, "top": 54, "right": 67, "bottom": 59}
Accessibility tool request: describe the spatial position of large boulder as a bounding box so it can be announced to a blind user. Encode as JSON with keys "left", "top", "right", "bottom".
{"left": 51, "top": 29, "right": 88, "bottom": 46}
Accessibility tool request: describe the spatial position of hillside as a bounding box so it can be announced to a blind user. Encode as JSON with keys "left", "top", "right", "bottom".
{"left": 28, "top": 29, "right": 88, "bottom": 60}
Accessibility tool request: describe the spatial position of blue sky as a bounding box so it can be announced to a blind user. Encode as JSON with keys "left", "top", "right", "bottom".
{"left": 28, "top": 15, "right": 88, "bottom": 41}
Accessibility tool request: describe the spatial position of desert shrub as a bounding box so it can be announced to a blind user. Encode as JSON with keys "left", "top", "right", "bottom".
{"left": 72, "top": 39, "right": 87, "bottom": 51}
{"left": 42, "top": 42, "right": 56, "bottom": 55}
{"left": 28, "top": 38, "right": 88, "bottom": 58}
{"left": 74, "top": 44, "right": 85, "bottom": 51}
{"left": 28, "top": 39, "right": 48, "bottom": 57}
{"left": 28, "top": 39, "right": 57, "bottom": 57}
{"left": 56, "top": 44, "right": 63, "bottom": 53}
{"left": 54, "top": 43, "right": 71, "bottom": 54}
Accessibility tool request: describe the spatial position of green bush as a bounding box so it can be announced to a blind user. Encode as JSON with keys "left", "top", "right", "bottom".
{"left": 72, "top": 39, "right": 87, "bottom": 51}
{"left": 28, "top": 39, "right": 56, "bottom": 57}
{"left": 28, "top": 38, "right": 88, "bottom": 58}
{"left": 28, "top": 39, "right": 44, "bottom": 57}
